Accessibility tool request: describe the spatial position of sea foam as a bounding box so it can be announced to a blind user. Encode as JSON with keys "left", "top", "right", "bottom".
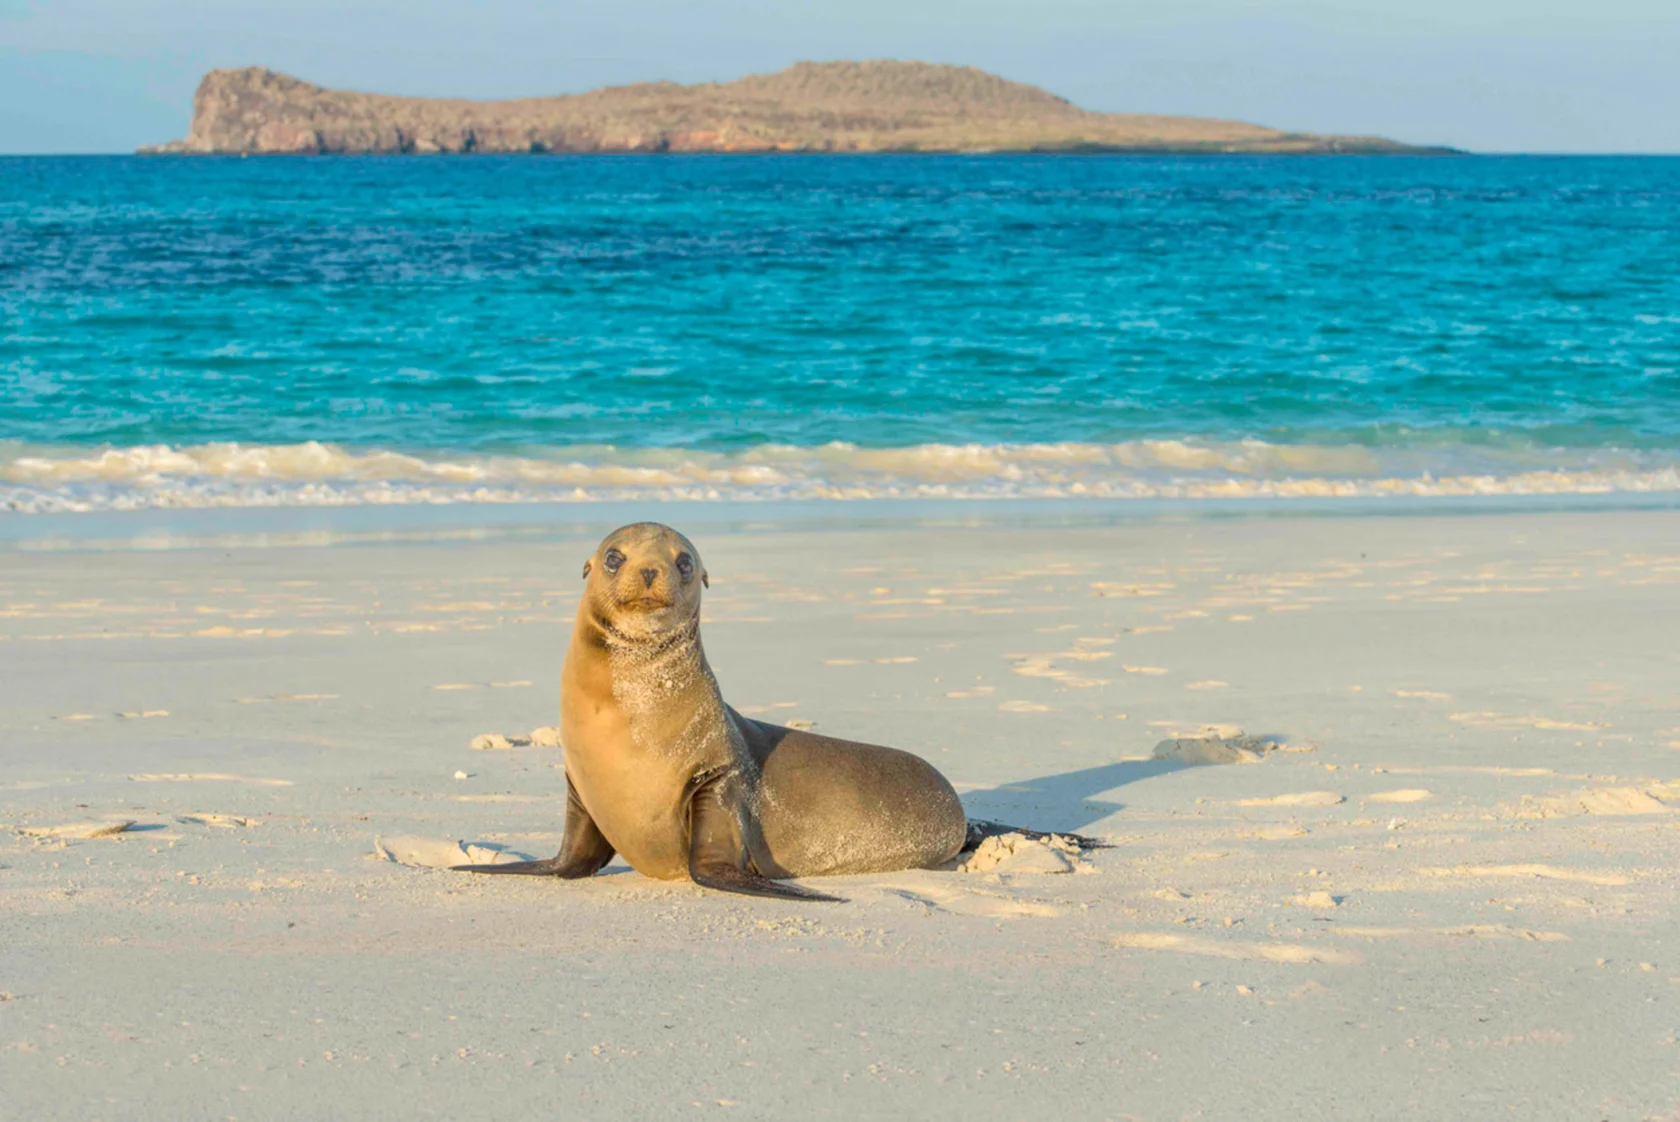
{"left": 4, "top": 440, "right": 1677, "bottom": 513}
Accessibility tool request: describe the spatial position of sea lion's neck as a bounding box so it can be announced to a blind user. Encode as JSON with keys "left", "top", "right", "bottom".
{"left": 573, "top": 604, "right": 721, "bottom": 731}
{"left": 581, "top": 606, "right": 701, "bottom": 665}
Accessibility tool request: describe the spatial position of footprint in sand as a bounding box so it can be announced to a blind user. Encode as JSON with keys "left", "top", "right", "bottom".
{"left": 451, "top": 793, "right": 555, "bottom": 803}
{"left": 1233, "top": 791, "right": 1344, "bottom": 808}
{"left": 129, "top": 773, "right": 293, "bottom": 786}
{"left": 1367, "top": 789, "right": 1433, "bottom": 804}
{"left": 237, "top": 694, "right": 338, "bottom": 704}
{"left": 178, "top": 814, "right": 259, "bottom": 829}
{"left": 1418, "top": 863, "right": 1630, "bottom": 887}
{"left": 1449, "top": 712, "right": 1609, "bottom": 732}
{"left": 877, "top": 880, "right": 1061, "bottom": 919}
{"left": 1382, "top": 766, "right": 1552, "bottom": 778}
{"left": 18, "top": 820, "right": 136, "bottom": 839}
{"left": 1248, "top": 825, "right": 1310, "bottom": 840}
{"left": 1009, "top": 653, "right": 1109, "bottom": 688}
{"left": 1516, "top": 786, "right": 1677, "bottom": 818}
{"left": 1090, "top": 582, "right": 1175, "bottom": 598}
{"left": 374, "top": 836, "right": 534, "bottom": 869}
{"left": 1333, "top": 925, "right": 1568, "bottom": 943}
{"left": 1111, "top": 932, "right": 1359, "bottom": 965}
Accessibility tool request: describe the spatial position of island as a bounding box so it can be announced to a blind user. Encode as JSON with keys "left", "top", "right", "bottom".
{"left": 139, "top": 60, "right": 1445, "bottom": 156}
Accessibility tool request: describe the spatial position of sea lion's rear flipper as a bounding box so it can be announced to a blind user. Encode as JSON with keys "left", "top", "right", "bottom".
{"left": 689, "top": 860, "right": 844, "bottom": 902}
{"left": 453, "top": 775, "right": 615, "bottom": 877}
{"left": 688, "top": 770, "right": 844, "bottom": 902}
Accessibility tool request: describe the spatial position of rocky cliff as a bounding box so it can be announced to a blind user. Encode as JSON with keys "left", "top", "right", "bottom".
{"left": 140, "top": 61, "right": 1440, "bottom": 155}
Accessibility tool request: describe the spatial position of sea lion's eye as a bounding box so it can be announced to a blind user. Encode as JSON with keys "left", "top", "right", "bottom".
{"left": 675, "top": 553, "right": 694, "bottom": 580}
{"left": 603, "top": 549, "right": 626, "bottom": 574}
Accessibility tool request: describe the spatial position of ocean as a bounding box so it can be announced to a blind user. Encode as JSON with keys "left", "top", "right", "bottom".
{"left": 2, "top": 154, "right": 1677, "bottom": 513}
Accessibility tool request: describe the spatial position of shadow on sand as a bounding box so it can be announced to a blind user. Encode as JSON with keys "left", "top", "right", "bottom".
{"left": 959, "top": 757, "right": 1194, "bottom": 836}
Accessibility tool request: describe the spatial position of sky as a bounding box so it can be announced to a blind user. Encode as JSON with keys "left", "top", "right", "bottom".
{"left": 1, "top": 0, "right": 1677, "bottom": 154}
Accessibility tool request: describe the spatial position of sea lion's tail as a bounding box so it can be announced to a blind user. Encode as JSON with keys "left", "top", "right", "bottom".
{"left": 962, "top": 818, "right": 1111, "bottom": 854}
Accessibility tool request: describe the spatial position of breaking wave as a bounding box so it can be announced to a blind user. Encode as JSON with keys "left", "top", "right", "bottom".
{"left": 4, "top": 439, "right": 1679, "bottom": 514}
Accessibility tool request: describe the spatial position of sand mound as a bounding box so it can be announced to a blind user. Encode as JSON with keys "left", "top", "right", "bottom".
{"left": 1152, "top": 731, "right": 1303, "bottom": 766}
{"left": 471, "top": 727, "right": 562, "bottom": 750}
{"left": 1513, "top": 785, "right": 1680, "bottom": 819}
{"left": 957, "top": 832, "right": 1092, "bottom": 875}
{"left": 178, "top": 813, "right": 259, "bottom": 828}
{"left": 1234, "top": 791, "right": 1344, "bottom": 808}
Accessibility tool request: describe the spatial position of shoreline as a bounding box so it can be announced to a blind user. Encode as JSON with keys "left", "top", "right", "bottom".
{"left": 4, "top": 490, "right": 1678, "bottom": 552}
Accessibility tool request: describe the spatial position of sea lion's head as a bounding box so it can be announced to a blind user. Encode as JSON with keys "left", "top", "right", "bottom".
{"left": 582, "top": 522, "right": 708, "bottom": 642}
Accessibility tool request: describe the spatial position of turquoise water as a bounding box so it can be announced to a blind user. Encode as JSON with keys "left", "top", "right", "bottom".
{"left": 2, "top": 155, "right": 1677, "bottom": 511}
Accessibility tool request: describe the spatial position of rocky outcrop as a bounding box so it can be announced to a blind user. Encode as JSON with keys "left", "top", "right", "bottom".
{"left": 140, "top": 61, "right": 1444, "bottom": 156}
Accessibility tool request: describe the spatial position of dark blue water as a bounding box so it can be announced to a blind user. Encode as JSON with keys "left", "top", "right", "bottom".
{"left": 2, "top": 155, "right": 1677, "bottom": 510}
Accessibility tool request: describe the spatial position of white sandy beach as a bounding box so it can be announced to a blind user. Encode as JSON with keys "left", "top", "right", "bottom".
{"left": 3, "top": 501, "right": 1679, "bottom": 1119}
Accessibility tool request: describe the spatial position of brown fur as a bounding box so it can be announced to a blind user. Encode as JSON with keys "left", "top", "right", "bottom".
{"left": 457, "top": 522, "right": 967, "bottom": 898}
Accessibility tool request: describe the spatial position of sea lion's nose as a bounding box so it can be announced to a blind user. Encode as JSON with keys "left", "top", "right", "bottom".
{"left": 640, "top": 568, "right": 658, "bottom": 589}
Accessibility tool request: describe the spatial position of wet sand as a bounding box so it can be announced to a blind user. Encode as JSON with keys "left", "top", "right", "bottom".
{"left": 3, "top": 502, "right": 1678, "bottom": 1118}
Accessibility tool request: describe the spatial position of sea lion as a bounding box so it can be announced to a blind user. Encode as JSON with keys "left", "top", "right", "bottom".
{"left": 453, "top": 521, "right": 972, "bottom": 900}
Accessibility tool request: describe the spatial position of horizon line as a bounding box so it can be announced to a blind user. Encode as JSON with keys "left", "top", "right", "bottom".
{"left": 7, "top": 149, "right": 1680, "bottom": 158}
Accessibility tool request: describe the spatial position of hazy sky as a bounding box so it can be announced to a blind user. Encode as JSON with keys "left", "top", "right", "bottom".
{"left": 2, "top": 0, "right": 1676, "bottom": 154}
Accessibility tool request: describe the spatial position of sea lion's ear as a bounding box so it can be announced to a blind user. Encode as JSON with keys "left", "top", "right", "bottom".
{"left": 701, "top": 570, "right": 709, "bottom": 589}
{"left": 582, "top": 560, "right": 592, "bottom": 579}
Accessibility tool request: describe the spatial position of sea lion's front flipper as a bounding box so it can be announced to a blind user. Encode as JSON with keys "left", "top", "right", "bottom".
{"left": 452, "top": 856, "right": 575, "bottom": 876}
{"left": 454, "top": 775, "right": 616, "bottom": 877}
{"left": 687, "top": 771, "right": 844, "bottom": 902}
